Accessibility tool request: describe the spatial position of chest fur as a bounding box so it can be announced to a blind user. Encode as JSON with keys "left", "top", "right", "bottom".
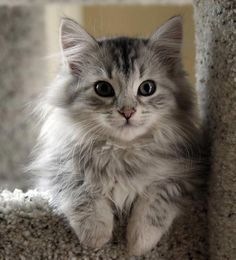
{"left": 84, "top": 142, "right": 154, "bottom": 210}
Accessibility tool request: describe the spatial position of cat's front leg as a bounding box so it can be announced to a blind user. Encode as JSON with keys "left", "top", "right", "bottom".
{"left": 65, "top": 194, "right": 114, "bottom": 249}
{"left": 127, "top": 184, "right": 181, "bottom": 256}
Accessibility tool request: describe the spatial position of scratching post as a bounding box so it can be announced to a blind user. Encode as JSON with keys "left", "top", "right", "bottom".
{"left": 0, "top": 5, "right": 46, "bottom": 190}
{"left": 193, "top": 1, "right": 236, "bottom": 259}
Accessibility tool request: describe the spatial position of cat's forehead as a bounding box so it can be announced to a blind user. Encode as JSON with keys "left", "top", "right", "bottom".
{"left": 98, "top": 37, "right": 148, "bottom": 78}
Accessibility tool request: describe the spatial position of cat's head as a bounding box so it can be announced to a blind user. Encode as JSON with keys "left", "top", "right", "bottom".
{"left": 49, "top": 16, "right": 195, "bottom": 142}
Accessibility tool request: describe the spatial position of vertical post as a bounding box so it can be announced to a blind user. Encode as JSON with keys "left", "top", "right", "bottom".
{"left": 193, "top": 1, "right": 236, "bottom": 259}
{"left": 0, "top": 6, "right": 46, "bottom": 190}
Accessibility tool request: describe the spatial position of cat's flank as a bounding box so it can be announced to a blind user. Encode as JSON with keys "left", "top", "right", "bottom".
{"left": 31, "top": 16, "right": 203, "bottom": 256}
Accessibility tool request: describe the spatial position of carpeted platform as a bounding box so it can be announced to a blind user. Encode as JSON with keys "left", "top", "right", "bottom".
{"left": 0, "top": 189, "right": 207, "bottom": 260}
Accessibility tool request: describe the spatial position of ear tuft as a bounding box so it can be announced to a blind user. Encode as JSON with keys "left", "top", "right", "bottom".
{"left": 60, "top": 18, "right": 97, "bottom": 51}
{"left": 149, "top": 16, "right": 183, "bottom": 61}
{"left": 59, "top": 18, "right": 97, "bottom": 75}
{"left": 151, "top": 16, "right": 183, "bottom": 43}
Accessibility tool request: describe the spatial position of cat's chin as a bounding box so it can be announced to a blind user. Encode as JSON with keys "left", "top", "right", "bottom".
{"left": 110, "top": 124, "right": 149, "bottom": 142}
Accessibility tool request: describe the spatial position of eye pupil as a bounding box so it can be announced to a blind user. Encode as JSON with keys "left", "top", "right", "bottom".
{"left": 138, "top": 80, "right": 156, "bottom": 96}
{"left": 95, "top": 81, "right": 115, "bottom": 97}
{"left": 100, "top": 83, "right": 109, "bottom": 93}
{"left": 143, "top": 83, "right": 151, "bottom": 93}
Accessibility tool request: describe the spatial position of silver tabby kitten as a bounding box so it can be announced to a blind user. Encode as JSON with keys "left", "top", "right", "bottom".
{"left": 31, "top": 16, "right": 203, "bottom": 256}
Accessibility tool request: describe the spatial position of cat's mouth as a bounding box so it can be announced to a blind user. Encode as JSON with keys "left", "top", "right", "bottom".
{"left": 107, "top": 118, "right": 143, "bottom": 132}
{"left": 124, "top": 120, "right": 131, "bottom": 126}
{"left": 116, "top": 121, "right": 132, "bottom": 129}
{"left": 120, "top": 120, "right": 139, "bottom": 128}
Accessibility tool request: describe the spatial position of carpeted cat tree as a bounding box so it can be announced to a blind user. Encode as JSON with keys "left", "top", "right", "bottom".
{"left": 194, "top": 1, "right": 236, "bottom": 259}
{"left": 0, "top": 1, "right": 235, "bottom": 259}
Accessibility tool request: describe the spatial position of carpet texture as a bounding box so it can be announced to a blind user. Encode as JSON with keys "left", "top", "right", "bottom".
{"left": 194, "top": 1, "right": 236, "bottom": 259}
{"left": 0, "top": 189, "right": 207, "bottom": 260}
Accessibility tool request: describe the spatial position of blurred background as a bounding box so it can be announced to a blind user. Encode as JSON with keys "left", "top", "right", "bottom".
{"left": 0, "top": 2, "right": 195, "bottom": 191}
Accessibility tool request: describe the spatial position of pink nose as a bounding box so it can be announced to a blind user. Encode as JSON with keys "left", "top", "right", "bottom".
{"left": 118, "top": 108, "right": 136, "bottom": 120}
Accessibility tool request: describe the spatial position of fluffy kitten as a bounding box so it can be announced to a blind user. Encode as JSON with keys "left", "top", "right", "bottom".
{"left": 31, "top": 16, "right": 203, "bottom": 256}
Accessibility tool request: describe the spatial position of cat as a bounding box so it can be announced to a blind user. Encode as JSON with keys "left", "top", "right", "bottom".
{"left": 30, "top": 16, "right": 204, "bottom": 256}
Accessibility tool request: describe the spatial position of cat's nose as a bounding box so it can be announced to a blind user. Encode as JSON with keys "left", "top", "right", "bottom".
{"left": 118, "top": 108, "right": 136, "bottom": 120}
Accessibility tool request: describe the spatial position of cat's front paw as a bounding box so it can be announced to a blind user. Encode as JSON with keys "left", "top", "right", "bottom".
{"left": 127, "top": 220, "right": 162, "bottom": 256}
{"left": 71, "top": 218, "right": 113, "bottom": 249}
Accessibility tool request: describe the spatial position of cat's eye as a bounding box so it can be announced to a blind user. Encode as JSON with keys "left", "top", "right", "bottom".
{"left": 138, "top": 80, "right": 156, "bottom": 96}
{"left": 94, "top": 81, "right": 115, "bottom": 97}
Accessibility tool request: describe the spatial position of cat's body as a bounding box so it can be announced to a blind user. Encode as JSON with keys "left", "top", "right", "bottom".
{"left": 30, "top": 17, "right": 203, "bottom": 256}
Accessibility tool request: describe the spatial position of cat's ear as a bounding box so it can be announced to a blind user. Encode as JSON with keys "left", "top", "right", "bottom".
{"left": 149, "top": 16, "right": 183, "bottom": 68}
{"left": 59, "top": 18, "right": 98, "bottom": 75}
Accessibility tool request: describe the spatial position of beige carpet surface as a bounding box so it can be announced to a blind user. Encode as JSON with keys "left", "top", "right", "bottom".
{"left": 0, "top": 189, "right": 207, "bottom": 260}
